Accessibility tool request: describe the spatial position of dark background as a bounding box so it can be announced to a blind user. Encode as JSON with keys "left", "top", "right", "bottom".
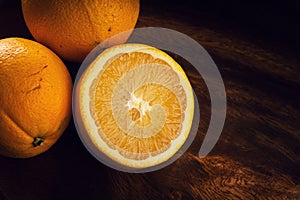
{"left": 0, "top": 0, "right": 299, "bottom": 199}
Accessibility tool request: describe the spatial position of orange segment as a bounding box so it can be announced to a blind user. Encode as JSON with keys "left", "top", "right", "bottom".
{"left": 78, "top": 43, "right": 194, "bottom": 168}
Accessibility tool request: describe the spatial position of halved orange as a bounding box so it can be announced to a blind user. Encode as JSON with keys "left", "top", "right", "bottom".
{"left": 76, "top": 44, "right": 194, "bottom": 169}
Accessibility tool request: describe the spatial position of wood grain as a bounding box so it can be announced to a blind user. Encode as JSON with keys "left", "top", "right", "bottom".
{"left": 107, "top": 9, "right": 300, "bottom": 200}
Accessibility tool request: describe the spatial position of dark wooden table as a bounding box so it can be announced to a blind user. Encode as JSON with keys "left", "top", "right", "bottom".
{"left": 1, "top": 0, "right": 299, "bottom": 199}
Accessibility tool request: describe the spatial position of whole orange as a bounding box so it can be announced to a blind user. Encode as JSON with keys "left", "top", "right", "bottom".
{"left": 0, "top": 37, "right": 72, "bottom": 158}
{"left": 21, "top": 0, "right": 140, "bottom": 62}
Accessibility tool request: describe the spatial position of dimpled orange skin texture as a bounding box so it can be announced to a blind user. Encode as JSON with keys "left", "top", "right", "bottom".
{"left": 21, "top": 0, "right": 140, "bottom": 62}
{"left": 0, "top": 38, "right": 73, "bottom": 158}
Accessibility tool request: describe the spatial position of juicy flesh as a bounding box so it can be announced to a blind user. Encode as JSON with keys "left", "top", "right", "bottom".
{"left": 90, "top": 52, "right": 187, "bottom": 160}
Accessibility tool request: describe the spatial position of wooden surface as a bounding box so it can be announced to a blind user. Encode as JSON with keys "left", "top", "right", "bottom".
{"left": 0, "top": 0, "right": 299, "bottom": 199}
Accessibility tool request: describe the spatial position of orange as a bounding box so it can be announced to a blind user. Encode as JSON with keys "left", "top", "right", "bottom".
{"left": 21, "top": 0, "right": 140, "bottom": 62}
{"left": 76, "top": 44, "right": 194, "bottom": 168}
{"left": 0, "top": 37, "right": 72, "bottom": 158}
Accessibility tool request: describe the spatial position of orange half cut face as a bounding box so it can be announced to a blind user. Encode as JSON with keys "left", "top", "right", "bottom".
{"left": 76, "top": 43, "right": 194, "bottom": 169}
